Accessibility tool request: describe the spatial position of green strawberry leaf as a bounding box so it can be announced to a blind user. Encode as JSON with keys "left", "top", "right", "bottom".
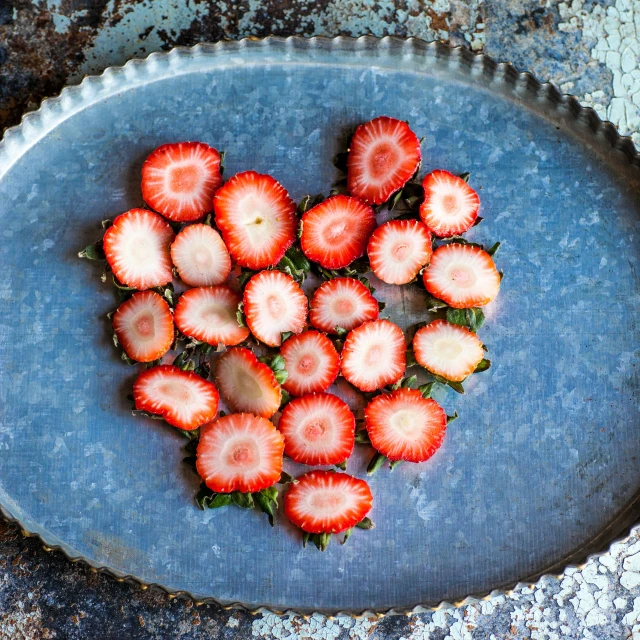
{"left": 231, "top": 491, "right": 255, "bottom": 509}
{"left": 311, "top": 532, "right": 331, "bottom": 552}
{"left": 425, "top": 295, "right": 449, "bottom": 312}
{"left": 487, "top": 241, "right": 501, "bottom": 257}
{"left": 280, "top": 331, "right": 295, "bottom": 343}
{"left": 278, "top": 471, "right": 297, "bottom": 485}
{"left": 355, "top": 517, "right": 375, "bottom": 530}
{"left": 401, "top": 375, "right": 418, "bottom": 389}
{"left": 279, "top": 389, "right": 291, "bottom": 409}
{"left": 474, "top": 358, "right": 491, "bottom": 373}
{"left": 121, "top": 352, "right": 136, "bottom": 365}
{"left": 237, "top": 269, "right": 256, "bottom": 288}
{"left": 447, "top": 380, "right": 465, "bottom": 394}
{"left": 367, "top": 452, "right": 387, "bottom": 475}
{"left": 418, "top": 382, "right": 436, "bottom": 398}
{"left": 236, "top": 302, "right": 247, "bottom": 328}
{"left": 273, "top": 369, "right": 288, "bottom": 385}
{"left": 253, "top": 490, "right": 277, "bottom": 526}
{"left": 78, "top": 241, "right": 106, "bottom": 261}
{"left": 270, "top": 354, "right": 286, "bottom": 371}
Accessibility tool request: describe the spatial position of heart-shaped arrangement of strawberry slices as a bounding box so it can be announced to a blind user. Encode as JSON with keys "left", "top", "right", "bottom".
{"left": 80, "top": 116, "right": 502, "bottom": 551}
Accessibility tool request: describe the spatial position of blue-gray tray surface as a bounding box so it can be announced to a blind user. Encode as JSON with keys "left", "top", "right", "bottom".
{"left": 0, "top": 38, "right": 639, "bottom": 615}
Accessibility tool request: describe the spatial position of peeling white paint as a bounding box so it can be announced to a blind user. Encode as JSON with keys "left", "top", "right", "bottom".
{"left": 558, "top": 0, "right": 640, "bottom": 144}
{"left": 247, "top": 530, "right": 640, "bottom": 638}
{"left": 71, "top": 0, "right": 211, "bottom": 81}
{"left": 251, "top": 612, "right": 378, "bottom": 639}
{"left": 235, "top": 0, "right": 485, "bottom": 52}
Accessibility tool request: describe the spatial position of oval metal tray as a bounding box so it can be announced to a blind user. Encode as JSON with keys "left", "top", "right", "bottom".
{"left": 1, "top": 37, "right": 639, "bottom": 616}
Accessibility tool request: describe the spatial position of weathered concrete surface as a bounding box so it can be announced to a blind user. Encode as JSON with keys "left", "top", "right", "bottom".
{"left": 2, "top": 1, "right": 640, "bottom": 638}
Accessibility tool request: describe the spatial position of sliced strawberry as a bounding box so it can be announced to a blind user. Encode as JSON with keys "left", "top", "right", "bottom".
{"left": 196, "top": 413, "right": 284, "bottom": 493}
{"left": 174, "top": 286, "right": 249, "bottom": 347}
{"left": 280, "top": 331, "right": 340, "bottom": 396}
{"left": 340, "top": 319, "right": 406, "bottom": 392}
{"left": 365, "top": 388, "right": 446, "bottom": 462}
{"left": 300, "top": 195, "right": 376, "bottom": 269}
{"left": 367, "top": 219, "right": 432, "bottom": 285}
{"left": 133, "top": 365, "right": 219, "bottom": 430}
{"left": 284, "top": 470, "right": 373, "bottom": 534}
{"left": 243, "top": 270, "right": 307, "bottom": 347}
{"left": 412, "top": 319, "right": 484, "bottom": 382}
{"left": 103, "top": 208, "right": 175, "bottom": 290}
{"left": 170, "top": 224, "right": 231, "bottom": 286}
{"left": 141, "top": 142, "right": 222, "bottom": 222}
{"left": 213, "top": 171, "right": 296, "bottom": 269}
{"left": 309, "top": 277, "right": 379, "bottom": 334}
{"left": 422, "top": 243, "right": 501, "bottom": 308}
{"left": 347, "top": 116, "right": 421, "bottom": 205}
{"left": 420, "top": 170, "right": 480, "bottom": 237}
{"left": 214, "top": 347, "right": 281, "bottom": 418}
{"left": 112, "top": 291, "right": 174, "bottom": 363}
{"left": 278, "top": 393, "right": 355, "bottom": 466}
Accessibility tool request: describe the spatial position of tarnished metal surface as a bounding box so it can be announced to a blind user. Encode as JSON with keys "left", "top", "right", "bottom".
{"left": 2, "top": 2, "right": 640, "bottom": 638}
{"left": 5, "top": 37, "right": 640, "bottom": 613}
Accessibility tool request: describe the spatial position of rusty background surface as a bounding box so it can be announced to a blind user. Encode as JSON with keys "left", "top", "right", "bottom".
{"left": 2, "top": 1, "right": 640, "bottom": 638}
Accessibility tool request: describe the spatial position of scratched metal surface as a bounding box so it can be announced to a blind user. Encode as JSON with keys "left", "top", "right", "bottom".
{"left": 1, "top": 36, "right": 639, "bottom": 619}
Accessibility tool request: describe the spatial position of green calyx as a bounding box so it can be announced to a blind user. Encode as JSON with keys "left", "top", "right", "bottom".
{"left": 195, "top": 483, "right": 280, "bottom": 526}
{"left": 236, "top": 301, "right": 247, "bottom": 328}
{"left": 304, "top": 516, "right": 375, "bottom": 551}
{"left": 259, "top": 354, "right": 289, "bottom": 385}
{"left": 276, "top": 246, "right": 311, "bottom": 284}
{"left": 78, "top": 241, "right": 106, "bottom": 261}
{"left": 446, "top": 307, "right": 485, "bottom": 332}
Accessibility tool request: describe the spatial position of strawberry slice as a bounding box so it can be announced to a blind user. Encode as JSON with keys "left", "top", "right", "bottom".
{"left": 422, "top": 243, "right": 501, "bottom": 308}
{"left": 347, "top": 116, "right": 421, "bottom": 205}
{"left": 103, "top": 208, "right": 175, "bottom": 290}
{"left": 367, "top": 219, "right": 432, "bottom": 285}
{"left": 141, "top": 142, "right": 222, "bottom": 222}
{"left": 213, "top": 171, "right": 297, "bottom": 269}
{"left": 280, "top": 331, "right": 340, "bottom": 396}
{"left": 284, "top": 470, "right": 373, "bottom": 534}
{"left": 174, "top": 286, "right": 250, "bottom": 347}
{"left": 365, "top": 388, "right": 447, "bottom": 462}
{"left": 412, "top": 319, "right": 484, "bottom": 382}
{"left": 214, "top": 347, "right": 282, "bottom": 418}
{"left": 112, "top": 291, "right": 174, "bottom": 363}
{"left": 278, "top": 393, "right": 355, "bottom": 466}
{"left": 420, "top": 170, "right": 480, "bottom": 237}
{"left": 341, "top": 319, "right": 406, "bottom": 392}
{"left": 196, "top": 413, "right": 284, "bottom": 493}
{"left": 133, "top": 365, "right": 219, "bottom": 430}
{"left": 300, "top": 195, "right": 376, "bottom": 269}
{"left": 309, "top": 277, "right": 379, "bottom": 334}
{"left": 243, "top": 270, "right": 307, "bottom": 347}
{"left": 170, "top": 223, "right": 231, "bottom": 286}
